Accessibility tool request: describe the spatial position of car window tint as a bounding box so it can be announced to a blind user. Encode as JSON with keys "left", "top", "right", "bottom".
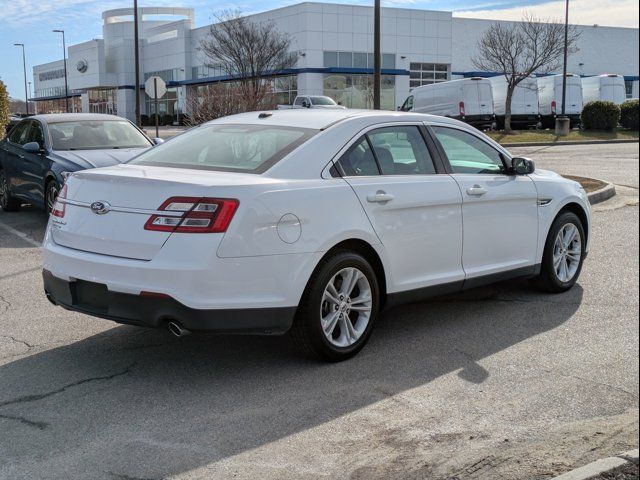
{"left": 336, "top": 136, "right": 380, "bottom": 176}
{"left": 129, "top": 124, "right": 316, "bottom": 174}
{"left": 432, "top": 127, "right": 505, "bottom": 174}
{"left": 8, "top": 121, "right": 30, "bottom": 145}
{"left": 367, "top": 126, "right": 436, "bottom": 175}
{"left": 28, "top": 122, "right": 45, "bottom": 149}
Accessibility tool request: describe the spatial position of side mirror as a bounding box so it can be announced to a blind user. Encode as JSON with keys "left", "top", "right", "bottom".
{"left": 152, "top": 138, "right": 164, "bottom": 146}
{"left": 511, "top": 157, "right": 535, "bottom": 175}
{"left": 23, "top": 142, "right": 42, "bottom": 153}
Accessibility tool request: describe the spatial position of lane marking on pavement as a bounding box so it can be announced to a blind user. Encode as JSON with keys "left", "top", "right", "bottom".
{"left": 0, "top": 220, "right": 42, "bottom": 248}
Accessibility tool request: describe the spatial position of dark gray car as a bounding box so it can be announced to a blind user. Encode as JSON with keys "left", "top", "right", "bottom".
{"left": 0, "top": 113, "right": 156, "bottom": 212}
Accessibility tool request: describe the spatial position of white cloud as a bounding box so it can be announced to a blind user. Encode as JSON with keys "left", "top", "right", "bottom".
{"left": 454, "top": 0, "right": 639, "bottom": 28}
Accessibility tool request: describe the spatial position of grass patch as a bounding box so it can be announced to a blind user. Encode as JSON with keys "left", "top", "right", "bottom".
{"left": 486, "top": 129, "right": 639, "bottom": 144}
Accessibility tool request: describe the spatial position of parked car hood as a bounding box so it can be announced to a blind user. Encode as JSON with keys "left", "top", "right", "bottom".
{"left": 51, "top": 148, "right": 148, "bottom": 169}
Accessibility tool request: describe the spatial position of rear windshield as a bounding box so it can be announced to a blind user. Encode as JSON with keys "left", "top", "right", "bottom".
{"left": 49, "top": 120, "right": 151, "bottom": 150}
{"left": 310, "top": 96, "right": 336, "bottom": 106}
{"left": 129, "top": 124, "right": 317, "bottom": 173}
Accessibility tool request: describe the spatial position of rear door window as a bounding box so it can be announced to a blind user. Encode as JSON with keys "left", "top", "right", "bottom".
{"left": 336, "top": 137, "right": 379, "bottom": 176}
{"left": 8, "top": 121, "right": 30, "bottom": 145}
{"left": 367, "top": 126, "right": 436, "bottom": 175}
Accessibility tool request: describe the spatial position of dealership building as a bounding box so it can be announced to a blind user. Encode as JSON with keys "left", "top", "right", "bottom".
{"left": 31, "top": 3, "right": 640, "bottom": 121}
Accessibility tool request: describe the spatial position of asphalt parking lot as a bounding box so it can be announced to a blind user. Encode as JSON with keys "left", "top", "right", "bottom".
{"left": 0, "top": 143, "right": 638, "bottom": 480}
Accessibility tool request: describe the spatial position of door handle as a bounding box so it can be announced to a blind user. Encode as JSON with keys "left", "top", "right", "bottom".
{"left": 466, "top": 185, "right": 487, "bottom": 196}
{"left": 367, "top": 191, "right": 395, "bottom": 203}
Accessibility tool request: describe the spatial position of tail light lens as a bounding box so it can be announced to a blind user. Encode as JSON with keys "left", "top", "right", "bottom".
{"left": 51, "top": 185, "right": 67, "bottom": 218}
{"left": 551, "top": 100, "right": 557, "bottom": 115}
{"left": 144, "top": 197, "right": 239, "bottom": 233}
{"left": 459, "top": 101, "right": 465, "bottom": 117}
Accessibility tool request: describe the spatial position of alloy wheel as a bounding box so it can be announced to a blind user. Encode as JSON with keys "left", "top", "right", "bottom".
{"left": 320, "top": 267, "right": 372, "bottom": 348}
{"left": 46, "top": 183, "right": 59, "bottom": 213}
{"left": 553, "top": 223, "right": 582, "bottom": 283}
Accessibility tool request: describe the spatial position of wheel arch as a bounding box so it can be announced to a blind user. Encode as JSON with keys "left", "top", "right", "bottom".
{"left": 311, "top": 238, "right": 388, "bottom": 308}
{"left": 557, "top": 201, "right": 589, "bottom": 244}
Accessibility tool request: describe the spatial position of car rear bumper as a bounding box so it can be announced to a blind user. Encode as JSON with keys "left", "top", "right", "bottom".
{"left": 458, "top": 115, "right": 496, "bottom": 127}
{"left": 43, "top": 270, "right": 296, "bottom": 334}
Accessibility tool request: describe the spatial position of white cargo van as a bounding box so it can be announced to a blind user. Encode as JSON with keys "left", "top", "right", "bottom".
{"left": 537, "top": 74, "right": 583, "bottom": 128}
{"left": 582, "top": 74, "right": 627, "bottom": 105}
{"left": 489, "top": 76, "right": 541, "bottom": 129}
{"left": 400, "top": 78, "right": 495, "bottom": 128}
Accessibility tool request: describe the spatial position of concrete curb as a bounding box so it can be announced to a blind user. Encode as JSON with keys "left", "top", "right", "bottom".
{"left": 553, "top": 448, "right": 639, "bottom": 480}
{"left": 587, "top": 182, "right": 617, "bottom": 205}
{"left": 501, "top": 139, "right": 639, "bottom": 148}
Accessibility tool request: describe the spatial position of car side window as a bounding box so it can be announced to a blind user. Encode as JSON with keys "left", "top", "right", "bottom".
{"left": 294, "top": 97, "right": 306, "bottom": 106}
{"left": 401, "top": 96, "right": 414, "bottom": 112}
{"left": 367, "top": 126, "right": 436, "bottom": 175}
{"left": 27, "top": 121, "right": 45, "bottom": 149}
{"left": 432, "top": 127, "right": 506, "bottom": 174}
{"left": 336, "top": 136, "right": 379, "bottom": 176}
{"left": 8, "top": 121, "right": 30, "bottom": 145}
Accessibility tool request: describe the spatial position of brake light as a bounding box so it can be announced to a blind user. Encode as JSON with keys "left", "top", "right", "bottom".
{"left": 459, "top": 101, "right": 465, "bottom": 117}
{"left": 144, "top": 197, "right": 239, "bottom": 233}
{"left": 551, "top": 100, "right": 557, "bottom": 115}
{"left": 51, "top": 185, "right": 67, "bottom": 218}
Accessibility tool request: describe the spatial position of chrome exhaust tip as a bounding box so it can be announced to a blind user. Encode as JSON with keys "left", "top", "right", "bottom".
{"left": 167, "top": 321, "right": 191, "bottom": 337}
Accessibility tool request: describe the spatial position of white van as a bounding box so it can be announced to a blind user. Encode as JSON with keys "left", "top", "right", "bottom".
{"left": 489, "top": 76, "right": 541, "bottom": 129}
{"left": 400, "top": 78, "right": 495, "bottom": 129}
{"left": 537, "top": 74, "right": 583, "bottom": 128}
{"left": 581, "top": 74, "right": 627, "bottom": 105}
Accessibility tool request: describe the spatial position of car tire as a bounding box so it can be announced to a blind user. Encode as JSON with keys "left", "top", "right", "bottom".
{"left": 532, "top": 211, "right": 586, "bottom": 293}
{"left": 0, "top": 170, "right": 21, "bottom": 212}
{"left": 290, "top": 250, "right": 380, "bottom": 362}
{"left": 45, "top": 179, "right": 61, "bottom": 214}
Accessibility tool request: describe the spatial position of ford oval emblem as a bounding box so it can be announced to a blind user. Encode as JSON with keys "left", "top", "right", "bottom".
{"left": 90, "top": 201, "right": 111, "bottom": 215}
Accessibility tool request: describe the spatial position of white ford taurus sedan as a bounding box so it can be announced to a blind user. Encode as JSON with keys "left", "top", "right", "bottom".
{"left": 42, "top": 110, "right": 590, "bottom": 361}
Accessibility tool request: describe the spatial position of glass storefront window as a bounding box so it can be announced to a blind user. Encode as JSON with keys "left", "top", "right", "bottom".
{"left": 409, "top": 63, "right": 450, "bottom": 89}
{"left": 323, "top": 51, "right": 396, "bottom": 70}
{"left": 323, "top": 74, "right": 395, "bottom": 110}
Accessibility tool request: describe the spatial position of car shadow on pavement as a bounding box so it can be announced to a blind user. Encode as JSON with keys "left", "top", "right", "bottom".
{"left": 0, "top": 280, "right": 583, "bottom": 479}
{"left": 0, "top": 206, "right": 48, "bottom": 246}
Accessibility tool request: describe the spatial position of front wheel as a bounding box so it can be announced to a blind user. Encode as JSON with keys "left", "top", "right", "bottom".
{"left": 290, "top": 251, "right": 380, "bottom": 361}
{"left": 532, "top": 211, "right": 586, "bottom": 293}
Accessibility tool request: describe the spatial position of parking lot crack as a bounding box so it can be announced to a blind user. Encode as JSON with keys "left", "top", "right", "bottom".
{"left": 1, "top": 334, "right": 35, "bottom": 350}
{"left": 0, "top": 293, "right": 10, "bottom": 313}
{"left": 0, "top": 363, "right": 136, "bottom": 408}
{"left": 107, "top": 472, "right": 164, "bottom": 480}
{"left": 0, "top": 413, "right": 49, "bottom": 430}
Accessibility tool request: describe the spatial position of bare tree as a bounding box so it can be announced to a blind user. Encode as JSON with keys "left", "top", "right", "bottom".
{"left": 473, "top": 14, "right": 580, "bottom": 132}
{"left": 185, "top": 82, "right": 277, "bottom": 126}
{"left": 199, "top": 11, "right": 298, "bottom": 112}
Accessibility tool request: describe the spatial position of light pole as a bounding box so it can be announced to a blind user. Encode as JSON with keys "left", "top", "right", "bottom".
{"left": 28, "top": 81, "right": 37, "bottom": 114}
{"left": 555, "top": 0, "right": 571, "bottom": 136}
{"left": 53, "top": 30, "right": 70, "bottom": 113}
{"left": 133, "top": 0, "right": 141, "bottom": 126}
{"left": 13, "top": 43, "right": 29, "bottom": 115}
{"left": 373, "top": 0, "right": 381, "bottom": 109}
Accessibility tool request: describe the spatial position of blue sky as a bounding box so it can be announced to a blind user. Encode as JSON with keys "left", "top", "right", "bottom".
{"left": 0, "top": 0, "right": 638, "bottom": 100}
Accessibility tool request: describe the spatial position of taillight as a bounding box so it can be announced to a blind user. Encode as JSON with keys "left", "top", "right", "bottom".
{"left": 459, "top": 101, "right": 465, "bottom": 117}
{"left": 551, "top": 100, "right": 557, "bottom": 115}
{"left": 51, "top": 185, "right": 67, "bottom": 218}
{"left": 144, "top": 197, "right": 239, "bottom": 233}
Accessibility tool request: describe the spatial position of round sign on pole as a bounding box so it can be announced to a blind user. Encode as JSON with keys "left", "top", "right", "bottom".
{"left": 145, "top": 76, "right": 167, "bottom": 99}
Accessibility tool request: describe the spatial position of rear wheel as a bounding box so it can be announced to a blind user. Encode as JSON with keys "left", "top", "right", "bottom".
{"left": 0, "top": 171, "right": 21, "bottom": 212}
{"left": 290, "top": 251, "right": 380, "bottom": 361}
{"left": 45, "top": 179, "right": 60, "bottom": 213}
{"left": 532, "top": 211, "right": 585, "bottom": 293}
